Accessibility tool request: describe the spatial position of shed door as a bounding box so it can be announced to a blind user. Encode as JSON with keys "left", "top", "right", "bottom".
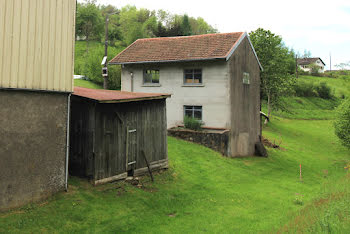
{"left": 126, "top": 124, "right": 137, "bottom": 174}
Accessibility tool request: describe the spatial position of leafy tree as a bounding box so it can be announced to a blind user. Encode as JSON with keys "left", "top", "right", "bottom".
{"left": 181, "top": 14, "right": 192, "bottom": 36}
{"left": 76, "top": 0, "right": 104, "bottom": 52}
{"left": 249, "top": 28, "right": 296, "bottom": 123}
{"left": 334, "top": 98, "right": 350, "bottom": 149}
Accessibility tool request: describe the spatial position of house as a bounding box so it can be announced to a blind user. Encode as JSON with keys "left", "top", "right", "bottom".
{"left": 110, "top": 32, "right": 263, "bottom": 157}
{"left": 297, "top": 57, "right": 326, "bottom": 73}
{"left": 69, "top": 87, "right": 170, "bottom": 184}
{"left": 0, "top": 0, "right": 75, "bottom": 211}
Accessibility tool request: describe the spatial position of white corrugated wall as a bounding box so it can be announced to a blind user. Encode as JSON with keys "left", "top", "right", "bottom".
{"left": 0, "top": 0, "right": 76, "bottom": 92}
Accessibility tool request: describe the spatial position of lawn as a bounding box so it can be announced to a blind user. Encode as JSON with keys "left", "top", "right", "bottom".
{"left": 1, "top": 75, "right": 350, "bottom": 233}
{"left": 74, "top": 79, "right": 103, "bottom": 89}
{"left": 1, "top": 117, "right": 349, "bottom": 232}
{"left": 299, "top": 75, "right": 350, "bottom": 98}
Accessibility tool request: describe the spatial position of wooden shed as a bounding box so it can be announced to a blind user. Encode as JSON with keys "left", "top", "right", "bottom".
{"left": 69, "top": 87, "right": 170, "bottom": 185}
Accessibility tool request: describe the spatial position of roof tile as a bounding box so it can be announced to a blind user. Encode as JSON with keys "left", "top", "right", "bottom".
{"left": 110, "top": 32, "right": 244, "bottom": 64}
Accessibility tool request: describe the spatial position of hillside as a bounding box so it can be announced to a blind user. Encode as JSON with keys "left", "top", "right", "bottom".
{"left": 1, "top": 76, "right": 349, "bottom": 233}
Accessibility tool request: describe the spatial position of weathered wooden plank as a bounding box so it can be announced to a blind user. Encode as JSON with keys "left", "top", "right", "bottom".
{"left": 94, "top": 172, "right": 127, "bottom": 185}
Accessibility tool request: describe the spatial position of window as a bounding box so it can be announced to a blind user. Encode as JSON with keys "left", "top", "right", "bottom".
{"left": 184, "top": 69, "right": 202, "bottom": 84}
{"left": 184, "top": 105, "right": 202, "bottom": 120}
{"left": 243, "top": 72, "right": 250, "bottom": 85}
{"left": 143, "top": 70, "right": 160, "bottom": 84}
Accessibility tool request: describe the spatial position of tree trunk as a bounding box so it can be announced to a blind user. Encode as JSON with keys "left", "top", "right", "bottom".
{"left": 86, "top": 35, "right": 89, "bottom": 54}
{"left": 264, "top": 93, "right": 271, "bottom": 124}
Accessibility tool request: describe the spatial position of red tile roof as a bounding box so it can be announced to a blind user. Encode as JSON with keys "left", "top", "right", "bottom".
{"left": 73, "top": 87, "right": 170, "bottom": 103}
{"left": 109, "top": 32, "right": 245, "bottom": 64}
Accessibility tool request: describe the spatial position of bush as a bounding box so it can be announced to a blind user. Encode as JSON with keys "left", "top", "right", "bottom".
{"left": 293, "top": 81, "right": 333, "bottom": 99}
{"left": 334, "top": 98, "right": 350, "bottom": 150}
{"left": 315, "top": 82, "right": 332, "bottom": 99}
{"left": 75, "top": 42, "right": 123, "bottom": 90}
{"left": 294, "top": 81, "right": 317, "bottom": 97}
{"left": 184, "top": 116, "right": 203, "bottom": 131}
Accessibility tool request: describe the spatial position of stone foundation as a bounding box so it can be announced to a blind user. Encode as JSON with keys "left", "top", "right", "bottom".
{"left": 168, "top": 127, "right": 230, "bottom": 156}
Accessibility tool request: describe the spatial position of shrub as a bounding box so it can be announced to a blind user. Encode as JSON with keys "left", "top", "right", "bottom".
{"left": 184, "top": 116, "right": 203, "bottom": 131}
{"left": 334, "top": 98, "right": 350, "bottom": 149}
{"left": 76, "top": 42, "right": 123, "bottom": 90}
{"left": 294, "top": 81, "right": 317, "bottom": 97}
{"left": 315, "top": 82, "right": 332, "bottom": 99}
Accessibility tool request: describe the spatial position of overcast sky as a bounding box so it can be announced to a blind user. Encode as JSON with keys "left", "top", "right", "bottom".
{"left": 86, "top": 0, "right": 350, "bottom": 69}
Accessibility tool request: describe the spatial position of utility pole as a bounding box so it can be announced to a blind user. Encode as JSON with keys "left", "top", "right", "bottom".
{"left": 102, "top": 11, "right": 118, "bottom": 89}
{"left": 103, "top": 14, "right": 109, "bottom": 89}
{"left": 295, "top": 55, "right": 298, "bottom": 78}
{"left": 329, "top": 52, "right": 332, "bottom": 72}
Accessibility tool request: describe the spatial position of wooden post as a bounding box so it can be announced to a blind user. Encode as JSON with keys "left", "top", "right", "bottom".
{"left": 126, "top": 126, "right": 129, "bottom": 172}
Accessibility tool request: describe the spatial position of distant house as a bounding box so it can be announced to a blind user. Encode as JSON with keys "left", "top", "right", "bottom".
{"left": 297, "top": 57, "right": 326, "bottom": 73}
{"left": 0, "top": 0, "right": 75, "bottom": 211}
{"left": 110, "top": 32, "right": 263, "bottom": 157}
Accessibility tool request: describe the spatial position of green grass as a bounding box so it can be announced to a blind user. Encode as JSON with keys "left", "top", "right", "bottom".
{"left": 1, "top": 72, "right": 350, "bottom": 233}
{"left": 267, "top": 97, "right": 340, "bottom": 120}
{"left": 1, "top": 119, "right": 349, "bottom": 233}
{"left": 299, "top": 75, "right": 350, "bottom": 98}
{"left": 74, "top": 79, "right": 103, "bottom": 89}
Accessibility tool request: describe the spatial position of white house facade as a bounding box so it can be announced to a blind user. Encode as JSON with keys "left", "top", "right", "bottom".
{"left": 110, "top": 32, "right": 263, "bottom": 157}
{"left": 121, "top": 61, "right": 231, "bottom": 129}
{"left": 297, "top": 57, "right": 326, "bottom": 73}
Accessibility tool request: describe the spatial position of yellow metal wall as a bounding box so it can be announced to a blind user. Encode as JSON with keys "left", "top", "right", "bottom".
{"left": 0, "top": 0, "right": 76, "bottom": 92}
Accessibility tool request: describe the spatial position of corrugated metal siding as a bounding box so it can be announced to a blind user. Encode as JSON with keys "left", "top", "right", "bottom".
{"left": 0, "top": 0, "right": 75, "bottom": 92}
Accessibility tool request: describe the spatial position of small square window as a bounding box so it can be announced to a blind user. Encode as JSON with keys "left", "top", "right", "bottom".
{"left": 184, "top": 105, "right": 202, "bottom": 120}
{"left": 143, "top": 70, "right": 160, "bottom": 84}
{"left": 184, "top": 69, "right": 202, "bottom": 84}
{"left": 243, "top": 72, "right": 250, "bottom": 85}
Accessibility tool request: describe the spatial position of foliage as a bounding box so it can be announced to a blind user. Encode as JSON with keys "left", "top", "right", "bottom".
{"left": 315, "top": 82, "right": 333, "bottom": 99}
{"left": 334, "top": 98, "right": 350, "bottom": 149}
{"left": 309, "top": 64, "right": 321, "bottom": 76}
{"left": 184, "top": 116, "right": 203, "bottom": 131}
{"left": 74, "top": 41, "right": 123, "bottom": 90}
{"left": 293, "top": 81, "right": 317, "bottom": 97}
{"left": 293, "top": 80, "right": 333, "bottom": 99}
{"left": 76, "top": 0, "right": 104, "bottom": 51}
{"left": 335, "top": 61, "right": 350, "bottom": 70}
{"left": 249, "top": 28, "right": 296, "bottom": 119}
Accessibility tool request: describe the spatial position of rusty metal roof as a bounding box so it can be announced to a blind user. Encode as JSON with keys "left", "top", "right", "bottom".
{"left": 73, "top": 87, "right": 170, "bottom": 103}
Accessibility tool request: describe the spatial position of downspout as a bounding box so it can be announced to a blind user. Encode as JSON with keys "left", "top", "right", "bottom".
{"left": 65, "top": 93, "right": 71, "bottom": 192}
{"left": 130, "top": 72, "right": 134, "bottom": 92}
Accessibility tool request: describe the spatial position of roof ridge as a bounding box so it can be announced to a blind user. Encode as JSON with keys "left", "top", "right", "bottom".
{"left": 136, "top": 32, "right": 244, "bottom": 41}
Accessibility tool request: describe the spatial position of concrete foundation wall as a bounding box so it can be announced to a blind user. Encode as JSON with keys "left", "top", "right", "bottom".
{"left": 0, "top": 90, "right": 68, "bottom": 211}
{"left": 121, "top": 61, "right": 231, "bottom": 129}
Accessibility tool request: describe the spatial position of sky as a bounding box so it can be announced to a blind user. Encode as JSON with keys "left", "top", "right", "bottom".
{"left": 87, "top": 0, "right": 350, "bottom": 69}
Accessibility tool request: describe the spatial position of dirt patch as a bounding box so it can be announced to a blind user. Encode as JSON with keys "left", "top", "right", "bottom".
{"left": 261, "top": 136, "right": 285, "bottom": 150}
{"left": 277, "top": 192, "right": 346, "bottom": 233}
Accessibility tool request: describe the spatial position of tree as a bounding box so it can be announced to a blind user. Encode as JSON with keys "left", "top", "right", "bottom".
{"left": 249, "top": 28, "right": 295, "bottom": 123}
{"left": 334, "top": 98, "right": 350, "bottom": 149}
{"left": 335, "top": 61, "right": 350, "bottom": 70}
{"left": 181, "top": 14, "right": 192, "bottom": 36}
{"left": 76, "top": 0, "right": 104, "bottom": 52}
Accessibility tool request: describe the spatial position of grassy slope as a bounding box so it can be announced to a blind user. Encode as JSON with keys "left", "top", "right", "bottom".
{"left": 0, "top": 120, "right": 348, "bottom": 233}
{"left": 299, "top": 75, "right": 350, "bottom": 98}
{"left": 74, "top": 79, "right": 103, "bottom": 89}
{"left": 1, "top": 76, "right": 350, "bottom": 232}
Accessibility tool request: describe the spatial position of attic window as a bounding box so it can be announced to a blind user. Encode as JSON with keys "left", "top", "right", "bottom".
{"left": 143, "top": 70, "right": 160, "bottom": 84}
{"left": 243, "top": 72, "right": 250, "bottom": 85}
{"left": 184, "top": 69, "right": 202, "bottom": 84}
